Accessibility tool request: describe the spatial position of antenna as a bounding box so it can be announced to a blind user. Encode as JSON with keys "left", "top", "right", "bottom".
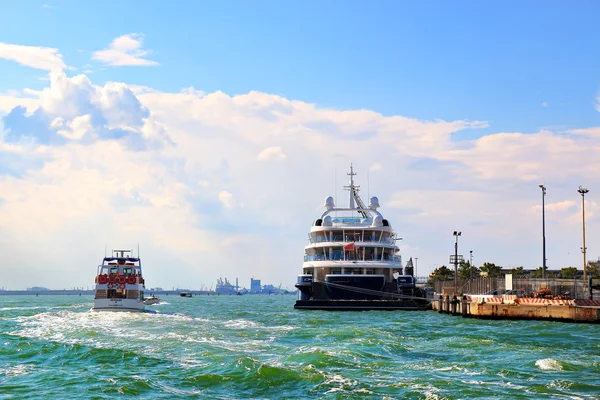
{"left": 367, "top": 168, "right": 370, "bottom": 201}
{"left": 137, "top": 242, "right": 140, "bottom": 258}
{"left": 334, "top": 166, "right": 337, "bottom": 211}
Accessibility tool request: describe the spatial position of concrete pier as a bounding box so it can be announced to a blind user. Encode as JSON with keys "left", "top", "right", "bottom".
{"left": 432, "top": 295, "right": 600, "bottom": 323}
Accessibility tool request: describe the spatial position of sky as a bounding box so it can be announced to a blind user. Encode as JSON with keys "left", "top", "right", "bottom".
{"left": 1, "top": 1, "right": 600, "bottom": 290}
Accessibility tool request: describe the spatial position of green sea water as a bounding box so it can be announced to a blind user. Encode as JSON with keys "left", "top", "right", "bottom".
{"left": 0, "top": 294, "right": 599, "bottom": 399}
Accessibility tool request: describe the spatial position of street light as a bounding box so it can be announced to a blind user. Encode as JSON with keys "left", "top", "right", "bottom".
{"left": 469, "top": 250, "right": 473, "bottom": 280}
{"left": 539, "top": 184, "right": 546, "bottom": 279}
{"left": 453, "top": 231, "right": 461, "bottom": 294}
{"left": 578, "top": 185, "right": 589, "bottom": 296}
{"left": 414, "top": 257, "right": 418, "bottom": 281}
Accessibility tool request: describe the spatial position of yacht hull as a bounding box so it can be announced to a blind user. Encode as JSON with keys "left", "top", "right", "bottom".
{"left": 295, "top": 279, "right": 431, "bottom": 310}
{"left": 325, "top": 274, "right": 386, "bottom": 300}
{"left": 92, "top": 298, "right": 145, "bottom": 312}
{"left": 294, "top": 299, "right": 431, "bottom": 311}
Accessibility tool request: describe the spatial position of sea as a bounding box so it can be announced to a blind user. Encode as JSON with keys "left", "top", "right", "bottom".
{"left": 1, "top": 294, "right": 599, "bottom": 399}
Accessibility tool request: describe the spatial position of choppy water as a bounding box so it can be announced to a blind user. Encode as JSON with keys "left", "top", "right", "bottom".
{"left": 1, "top": 295, "right": 599, "bottom": 399}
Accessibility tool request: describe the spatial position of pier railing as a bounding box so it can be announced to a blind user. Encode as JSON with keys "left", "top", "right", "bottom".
{"left": 434, "top": 277, "right": 596, "bottom": 299}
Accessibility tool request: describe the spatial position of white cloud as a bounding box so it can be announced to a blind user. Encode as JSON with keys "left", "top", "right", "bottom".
{"left": 0, "top": 42, "right": 66, "bottom": 71}
{"left": 257, "top": 146, "right": 286, "bottom": 161}
{"left": 370, "top": 162, "right": 383, "bottom": 171}
{"left": 0, "top": 91, "right": 39, "bottom": 113}
{"left": 57, "top": 114, "right": 93, "bottom": 140}
{"left": 542, "top": 102, "right": 549, "bottom": 108}
{"left": 2, "top": 68, "right": 600, "bottom": 291}
{"left": 218, "top": 190, "right": 236, "bottom": 209}
{"left": 92, "top": 34, "right": 159, "bottom": 67}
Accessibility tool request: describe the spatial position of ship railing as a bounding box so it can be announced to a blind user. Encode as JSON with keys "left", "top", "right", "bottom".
{"left": 308, "top": 236, "right": 396, "bottom": 245}
{"left": 324, "top": 281, "right": 432, "bottom": 303}
{"left": 304, "top": 254, "right": 401, "bottom": 262}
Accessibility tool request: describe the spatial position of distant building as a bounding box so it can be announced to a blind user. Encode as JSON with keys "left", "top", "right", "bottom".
{"left": 250, "top": 278, "right": 261, "bottom": 293}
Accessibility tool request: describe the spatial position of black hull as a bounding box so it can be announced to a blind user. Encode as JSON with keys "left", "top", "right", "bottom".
{"left": 295, "top": 279, "right": 431, "bottom": 310}
{"left": 294, "top": 299, "right": 431, "bottom": 311}
{"left": 325, "top": 275, "right": 386, "bottom": 300}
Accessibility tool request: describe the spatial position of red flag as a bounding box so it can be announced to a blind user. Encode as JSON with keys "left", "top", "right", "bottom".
{"left": 343, "top": 243, "right": 355, "bottom": 251}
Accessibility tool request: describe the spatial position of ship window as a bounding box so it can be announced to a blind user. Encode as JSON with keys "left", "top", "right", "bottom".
{"left": 332, "top": 268, "right": 341, "bottom": 274}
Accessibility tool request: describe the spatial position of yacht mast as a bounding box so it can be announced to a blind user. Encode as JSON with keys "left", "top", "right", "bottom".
{"left": 344, "top": 164, "right": 371, "bottom": 218}
{"left": 344, "top": 164, "right": 358, "bottom": 209}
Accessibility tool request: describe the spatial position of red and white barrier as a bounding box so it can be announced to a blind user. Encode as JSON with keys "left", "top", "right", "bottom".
{"left": 574, "top": 299, "right": 600, "bottom": 307}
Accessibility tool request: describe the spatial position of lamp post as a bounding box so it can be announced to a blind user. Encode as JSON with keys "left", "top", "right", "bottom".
{"left": 469, "top": 250, "right": 473, "bottom": 293}
{"left": 578, "top": 186, "right": 589, "bottom": 296}
{"left": 539, "top": 184, "right": 546, "bottom": 279}
{"left": 414, "top": 257, "right": 418, "bottom": 281}
{"left": 453, "top": 231, "right": 461, "bottom": 294}
{"left": 469, "top": 250, "right": 473, "bottom": 279}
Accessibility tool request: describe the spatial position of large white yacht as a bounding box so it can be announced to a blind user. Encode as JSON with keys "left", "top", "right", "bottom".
{"left": 294, "top": 165, "right": 429, "bottom": 310}
{"left": 92, "top": 249, "right": 146, "bottom": 312}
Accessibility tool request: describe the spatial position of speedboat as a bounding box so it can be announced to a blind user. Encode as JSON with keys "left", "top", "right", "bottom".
{"left": 143, "top": 296, "right": 160, "bottom": 305}
{"left": 92, "top": 249, "right": 146, "bottom": 312}
{"left": 294, "top": 165, "right": 430, "bottom": 310}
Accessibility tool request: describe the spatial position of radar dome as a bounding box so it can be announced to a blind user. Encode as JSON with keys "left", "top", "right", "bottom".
{"left": 324, "top": 196, "right": 335, "bottom": 209}
{"left": 372, "top": 215, "right": 383, "bottom": 227}
{"left": 369, "top": 196, "right": 380, "bottom": 209}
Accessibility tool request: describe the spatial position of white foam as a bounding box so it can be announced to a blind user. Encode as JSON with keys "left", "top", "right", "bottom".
{"left": 535, "top": 358, "right": 563, "bottom": 371}
{"left": 0, "top": 364, "right": 35, "bottom": 377}
{"left": 223, "top": 319, "right": 258, "bottom": 329}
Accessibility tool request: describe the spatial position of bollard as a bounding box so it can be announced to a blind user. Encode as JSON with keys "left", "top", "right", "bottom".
{"left": 438, "top": 295, "right": 443, "bottom": 313}
{"left": 451, "top": 295, "right": 457, "bottom": 315}
{"left": 462, "top": 295, "right": 468, "bottom": 318}
{"left": 445, "top": 295, "right": 450, "bottom": 314}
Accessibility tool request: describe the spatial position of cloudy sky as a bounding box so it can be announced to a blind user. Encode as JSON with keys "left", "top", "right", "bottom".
{"left": 1, "top": 1, "right": 599, "bottom": 290}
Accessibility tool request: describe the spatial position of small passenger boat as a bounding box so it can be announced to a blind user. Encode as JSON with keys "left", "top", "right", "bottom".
{"left": 180, "top": 292, "right": 192, "bottom": 297}
{"left": 92, "top": 249, "right": 146, "bottom": 312}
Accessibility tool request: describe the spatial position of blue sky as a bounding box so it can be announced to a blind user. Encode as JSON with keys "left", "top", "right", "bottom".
{"left": 1, "top": 1, "right": 599, "bottom": 134}
{"left": 1, "top": 1, "right": 600, "bottom": 289}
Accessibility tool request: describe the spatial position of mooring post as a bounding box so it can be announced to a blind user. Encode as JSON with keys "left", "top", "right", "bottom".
{"left": 451, "top": 295, "right": 457, "bottom": 315}
{"left": 445, "top": 295, "right": 450, "bottom": 314}
{"left": 462, "top": 295, "right": 468, "bottom": 318}
{"left": 438, "top": 295, "right": 443, "bottom": 313}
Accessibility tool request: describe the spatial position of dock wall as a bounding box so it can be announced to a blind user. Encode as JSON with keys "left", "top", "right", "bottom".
{"left": 432, "top": 295, "right": 600, "bottom": 323}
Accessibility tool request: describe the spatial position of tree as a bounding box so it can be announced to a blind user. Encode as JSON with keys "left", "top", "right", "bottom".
{"left": 560, "top": 267, "right": 578, "bottom": 279}
{"left": 428, "top": 265, "right": 454, "bottom": 285}
{"left": 480, "top": 262, "right": 502, "bottom": 277}
{"left": 587, "top": 262, "right": 600, "bottom": 279}
{"left": 510, "top": 266, "right": 526, "bottom": 277}
{"left": 458, "top": 260, "right": 479, "bottom": 280}
{"left": 530, "top": 266, "right": 553, "bottom": 278}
